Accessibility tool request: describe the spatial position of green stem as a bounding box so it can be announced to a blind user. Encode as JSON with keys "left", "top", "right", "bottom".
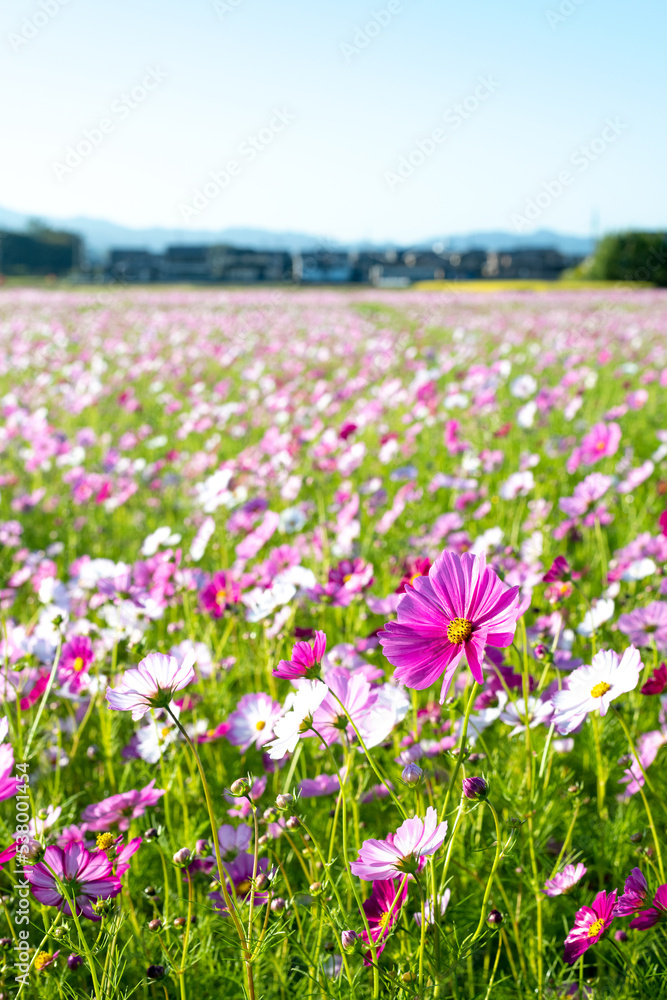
{"left": 469, "top": 801, "right": 503, "bottom": 946}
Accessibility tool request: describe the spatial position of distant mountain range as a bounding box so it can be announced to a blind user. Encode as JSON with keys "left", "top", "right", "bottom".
{"left": 0, "top": 205, "right": 596, "bottom": 259}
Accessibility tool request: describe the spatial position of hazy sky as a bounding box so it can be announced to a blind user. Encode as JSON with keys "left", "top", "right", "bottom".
{"left": 1, "top": 0, "right": 664, "bottom": 242}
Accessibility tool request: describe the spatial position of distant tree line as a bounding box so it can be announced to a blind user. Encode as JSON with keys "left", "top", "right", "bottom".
{"left": 0, "top": 222, "right": 82, "bottom": 276}
{"left": 583, "top": 231, "right": 667, "bottom": 286}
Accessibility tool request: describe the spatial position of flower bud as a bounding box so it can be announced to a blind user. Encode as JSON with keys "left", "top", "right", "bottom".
{"left": 147, "top": 965, "right": 166, "bottom": 980}
{"left": 487, "top": 909, "right": 503, "bottom": 926}
{"left": 23, "top": 840, "right": 44, "bottom": 864}
{"left": 144, "top": 886, "right": 157, "bottom": 896}
{"left": 401, "top": 763, "right": 424, "bottom": 785}
{"left": 276, "top": 793, "right": 293, "bottom": 810}
{"left": 0, "top": 939, "right": 11, "bottom": 950}
{"left": 614, "top": 930, "right": 628, "bottom": 942}
{"left": 67, "top": 954, "right": 83, "bottom": 970}
{"left": 37, "top": 808, "right": 49, "bottom": 821}
{"left": 92, "top": 897, "right": 114, "bottom": 917}
{"left": 258, "top": 834, "right": 269, "bottom": 847}
{"left": 271, "top": 897, "right": 286, "bottom": 913}
{"left": 309, "top": 881, "right": 323, "bottom": 895}
{"left": 341, "top": 929, "right": 358, "bottom": 951}
{"left": 172, "top": 848, "right": 192, "bottom": 866}
{"left": 462, "top": 776, "right": 488, "bottom": 800}
{"left": 173, "top": 917, "right": 186, "bottom": 928}
{"left": 230, "top": 777, "right": 251, "bottom": 797}
{"left": 148, "top": 918, "right": 162, "bottom": 932}
{"left": 255, "top": 873, "right": 270, "bottom": 891}
{"left": 195, "top": 839, "right": 209, "bottom": 855}
{"left": 144, "top": 827, "right": 159, "bottom": 842}
{"left": 533, "top": 643, "right": 549, "bottom": 661}
{"left": 52, "top": 924, "right": 68, "bottom": 939}
{"left": 263, "top": 807, "right": 278, "bottom": 822}
{"left": 286, "top": 815, "right": 300, "bottom": 830}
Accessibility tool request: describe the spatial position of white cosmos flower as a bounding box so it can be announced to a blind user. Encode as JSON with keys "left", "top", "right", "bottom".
{"left": 551, "top": 647, "right": 641, "bottom": 735}
{"left": 621, "top": 559, "right": 656, "bottom": 582}
{"left": 264, "top": 680, "right": 328, "bottom": 760}
{"left": 576, "top": 598, "right": 615, "bottom": 636}
{"left": 500, "top": 696, "right": 553, "bottom": 737}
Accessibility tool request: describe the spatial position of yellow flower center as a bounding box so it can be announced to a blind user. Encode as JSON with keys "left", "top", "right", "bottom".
{"left": 255, "top": 719, "right": 266, "bottom": 731}
{"left": 447, "top": 617, "right": 474, "bottom": 644}
{"left": 96, "top": 832, "right": 116, "bottom": 851}
{"left": 343, "top": 573, "right": 353, "bottom": 583}
{"left": 378, "top": 910, "right": 391, "bottom": 930}
{"left": 590, "top": 682, "right": 611, "bottom": 699}
{"left": 215, "top": 589, "right": 227, "bottom": 606}
{"left": 73, "top": 656, "right": 85, "bottom": 672}
{"left": 34, "top": 951, "right": 54, "bottom": 971}
{"left": 236, "top": 879, "right": 252, "bottom": 896}
{"left": 587, "top": 917, "right": 605, "bottom": 937}
{"left": 409, "top": 572, "right": 422, "bottom": 586}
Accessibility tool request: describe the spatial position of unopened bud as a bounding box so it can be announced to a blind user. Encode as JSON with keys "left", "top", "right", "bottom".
{"left": 173, "top": 848, "right": 192, "bottom": 866}
{"left": 144, "top": 886, "right": 157, "bottom": 896}
{"left": 487, "top": 909, "right": 503, "bottom": 926}
{"left": 148, "top": 918, "right": 162, "bottom": 932}
{"left": 341, "top": 929, "right": 358, "bottom": 951}
{"left": 230, "top": 777, "right": 251, "bottom": 797}
{"left": 276, "top": 793, "right": 293, "bottom": 810}
{"left": 309, "top": 881, "right": 323, "bottom": 895}
{"left": 195, "top": 839, "right": 209, "bottom": 855}
{"left": 147, "top": 965, "right": 166, "bottom": 980}
{"left": 286, "top": 815, "right": 300, "bottom": 830}
{"left": 144, "top": 827, "right": 159, "bottom": 841}
{"left": 271, "top": 897, "right": 286, "bottom": 913}
{"left": 401, "top": 763, "right": 424, "bottom": 785}
{"left": 263, "top": 807, "right": 278, "bottom": 822}
{"left": 255, "top": 873, "right": 270, "bottom": 891}
{"left": 67, "top": 955, "right": 83, "bottom": 970}
{"left": 462, "top": 776, "right": 488, "bottom": 800}
{"left": 173, "top": 917, "right": 186, "bottom": 928}
{"left": 92, "top": 897, "right": 114, "bottom": 917}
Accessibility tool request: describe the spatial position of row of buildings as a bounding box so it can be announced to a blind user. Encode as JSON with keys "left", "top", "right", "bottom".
{"left": 0, "top": 226, "right": 583, "bottom": 285}
{"left": 108, "top": 245, "right": 582, "bottom": 286}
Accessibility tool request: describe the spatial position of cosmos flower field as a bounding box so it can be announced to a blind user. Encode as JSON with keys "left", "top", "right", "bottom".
{"left": 1, "top": 285, "right": 667, "bottom": 1000}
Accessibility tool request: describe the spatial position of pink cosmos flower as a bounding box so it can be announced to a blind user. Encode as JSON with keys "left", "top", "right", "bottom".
{"left": 379, "top": 551, "right": 522, "bottom": 701}
{"left": 306, "top": 558, "right": 374, "bottom": 607}
{"left": 618, "top": 460, "right": 655, "bottom": 495}
{"left": 580, "top": 422, "right": 622, "bottom": 465}
{"left": 309, "top": 668, "right": 376, "bottom": 746}
{"left": 660, "top": 510, "right": 667, "bottom": 538}
{"left": 564, "top": 890, "right": 617, "bottom": 964}
{"left": 0, "top": 744, "right": 20, "bottom": 802}
{"left": 226, "top": 693, "right": 283, "bottom": 751}
{"left": 641, "top": 663, "right": 667, "bottom": 695}
{"left": 273, "top": 631, "right": 326, "bottom": 680}
{"left": 614, "top": 868, "right": 648, "bottom": 916}
{"left": 617, "top": 602, "right": 667, "bottom": 652}
{"left": 543, "top": 863, "right": 587, "bottom": 897}
{"left": 543, "top": 556, "right": 570, "bottom": 583}
{"left": 23, "top": 842, "right": 122, "bottom": 920}
{"left": 360, "top": 877, "right": 408, "bottom": 964}
{"left": 106, "top": 650, "right": 197, "bottom": 720}
{"left": 58, "top": 636, "right": 94, "bottom": 692}
{"left": 617, "top": 728, "right": 666, "bottom": 799}
{"left": 558, "top": 474, "right": 612, "bottom": 518}
{"left": 350, "top": 806, "right": 448, "bottom": 880}
{"left": 630, "top": 884, "right": 667, "bottom": 930}
{"left": 0, "top": 843, "right": 17, "bottom": 869}
{"left": 298, "top": 773, "right": 340, "bottom": 798}
{"left": 199, "top": 571, "right": 241, "bottom": 618}
{"left": 81, "top": 780, "right": 165, "bottom": 831}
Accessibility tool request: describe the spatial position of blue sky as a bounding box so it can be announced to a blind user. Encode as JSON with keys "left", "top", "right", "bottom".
{"left": 0, "top": 0, "right": 664, "bottom": 242}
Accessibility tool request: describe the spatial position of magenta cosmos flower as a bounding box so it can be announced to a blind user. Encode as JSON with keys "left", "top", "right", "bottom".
{"left": 58, "top": 636, "right": 94, "bottom": 692}
{"left": 360, "top": 878, "right": 408, "bottom": 964}
{"left": 273, "top": 630, "right": 326, "bottom": 680}
{"left": 630, "top": 884, "right": 667, "bottom": 929}
{"left": 564, "top": 889, "right": 617, "bottom": 964}
{"left": 200, "top": 571, "right": 241, "bottom": 618}
{"left": 614, "top": 868, "right": 648, "bottom": 916}
{"left": 379, "top": 551, "right": 522, "bottom": 701}
{"left": 81, "top": 780, "right": 164, "bottom": 832}
{"left": 580, "top": 422, "right": 622, "bottom": 464}
{"left": 617, "top": 601, "right": 667, "bottom": 652}
{"left": 23, "top": 843, "right": 122, "bottom": 920}
{"left": 106, "top": 650, "right": 196, "bottom": 720}
{"left": 543, "top": 863, "right": 587, "bottom": 897}
{"left": 350, "top": 806, "right": 448, "bottom": 880}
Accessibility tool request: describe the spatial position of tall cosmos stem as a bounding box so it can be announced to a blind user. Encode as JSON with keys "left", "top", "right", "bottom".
{"left": 468, "top": 800, "right": 503, "bottom": 945}
{"left": 165, "top": 707, "right": 255, "bottom": 1000}
{"left": 438, "top": 681, "right": 480, "bottom": 824}
{"left": 520, "top": 617, "right": 542, "bottom": 997}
